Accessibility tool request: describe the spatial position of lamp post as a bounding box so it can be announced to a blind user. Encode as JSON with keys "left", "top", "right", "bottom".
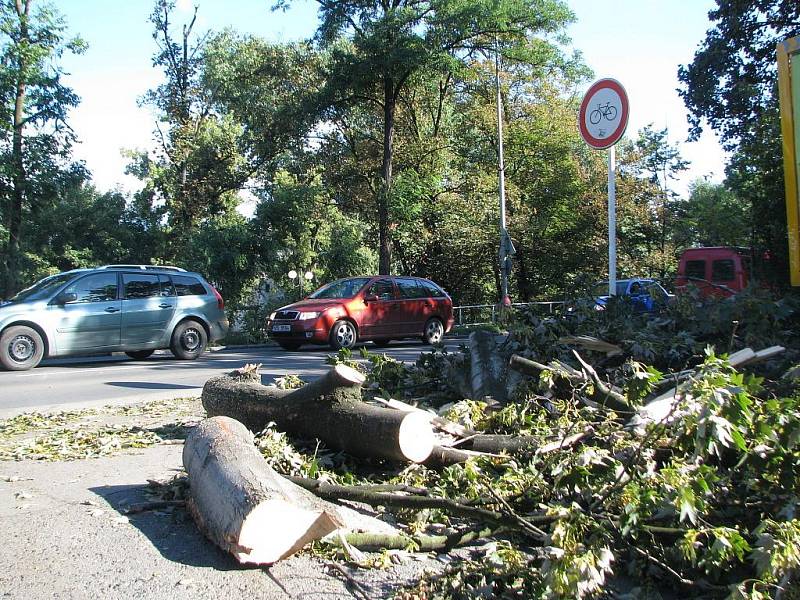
{"left": 288, "top": 270, "right": 314, "bottom": 297}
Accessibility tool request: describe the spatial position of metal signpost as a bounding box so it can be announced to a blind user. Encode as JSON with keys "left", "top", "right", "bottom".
{"left": 578, "top": 79, "right": 630, "bottom": 296}
{"left": 778, "top": 36, "right": 800, "bottom": 286}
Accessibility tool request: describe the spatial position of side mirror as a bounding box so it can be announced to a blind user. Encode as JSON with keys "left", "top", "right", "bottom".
{"left": 364, "top": 294, "right": 379, "bottom": 303}
{"left": 55, "top": 291, "right": 78, "bottom": 305}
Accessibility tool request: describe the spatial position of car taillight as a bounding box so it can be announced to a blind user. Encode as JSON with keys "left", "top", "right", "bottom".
{"left": 212, "top": 286, "right": 224, "bottom": 310}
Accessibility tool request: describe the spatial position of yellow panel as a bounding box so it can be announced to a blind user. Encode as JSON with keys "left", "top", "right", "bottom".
{"left": 778, "top": 37, "right": 800, "bottom": 286}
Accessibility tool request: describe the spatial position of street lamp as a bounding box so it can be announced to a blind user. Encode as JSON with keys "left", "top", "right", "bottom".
{"left": 288, "top": 270, "right": 314, "bottom": 297}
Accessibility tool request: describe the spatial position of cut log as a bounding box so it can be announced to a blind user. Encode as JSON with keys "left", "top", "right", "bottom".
{"left": 423, "top": 444, "right": 499, "bottom": 468}
{"left": 182, "top": 416, "right": 344, "bottom": 565}
{"left": 326, "top": 526, "right": 501, "bottom": 552}
{"left": 374, "top": 396, "right": 474, "bottom": 437}
{"left": 203, "top": 364, "right": 435, "bottom": 463}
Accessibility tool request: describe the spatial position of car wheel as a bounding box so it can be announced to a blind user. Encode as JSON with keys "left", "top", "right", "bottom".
{"left": 125, "top": 350, "right": 155, "bottom": 360}
{"left": 373, "top": 339, "right": 392, "bottom": 348}
{"left": 278, "top": 341, "right": 302, "bottom": 351}
{"left": 329, "top": 320, "right": 357, "bottom": 350}
{"left": 422, "top": 318, "right": 444, "bottom": 345}
{"left": 170, "top": 320, "right": 208, "bottom": 360}
{"left": 0, "top": 325, "right": 45, "bottom": 371}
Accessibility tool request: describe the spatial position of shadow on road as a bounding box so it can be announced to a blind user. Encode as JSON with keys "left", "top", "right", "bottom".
{"left": 106, "top": 381, "right": 200, "bottom": 390}
{"left": 90, "top": 483, "right": 247, "bottom": 570}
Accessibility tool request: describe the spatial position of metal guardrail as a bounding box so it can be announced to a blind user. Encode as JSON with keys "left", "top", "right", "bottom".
{"left": 229, "top": 301, "right": 566, "bottom": 334}
{"left": 452, "top": 301, "right": 565, "bottom": 326}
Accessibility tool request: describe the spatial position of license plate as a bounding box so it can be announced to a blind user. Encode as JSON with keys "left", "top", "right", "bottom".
{"left": 272, "top": 324, "right": 291, "bottom": 332}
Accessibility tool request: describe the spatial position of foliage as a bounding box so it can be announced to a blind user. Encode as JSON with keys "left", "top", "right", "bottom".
{"left": 0, "top": 0, "right": 87, "bottom": 297}
{"left": 678, "top": 0, "right": 800, "bottom": 286}
{"left": 273, "top": 0, "right": 582, "bottom": 276}
{"left": 674, "top": 180, "right": 750, "bottom": 250}
{"left": 137, "top": 1, "right": 246, "bottom": 241}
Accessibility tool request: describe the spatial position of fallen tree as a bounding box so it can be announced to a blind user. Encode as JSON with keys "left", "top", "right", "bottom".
{"left": 202, "top": 363, "right": 436, "bottom": 463}
{"left": 182, "top": 416, "right": 344, "bottom": 565}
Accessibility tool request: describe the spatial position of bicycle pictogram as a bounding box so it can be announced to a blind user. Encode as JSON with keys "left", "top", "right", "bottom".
{"left": 589, "top": 102, "right": 618, "bottom": 125}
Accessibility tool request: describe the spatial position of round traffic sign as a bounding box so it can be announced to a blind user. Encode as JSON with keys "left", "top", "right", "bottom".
{"left": 578, "top": 78, "right": 629, "bottom": 149}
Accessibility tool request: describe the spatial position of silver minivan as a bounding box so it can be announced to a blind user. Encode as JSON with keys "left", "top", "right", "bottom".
{"left": 0, "top": 265, "right": 229, "bottom": 370}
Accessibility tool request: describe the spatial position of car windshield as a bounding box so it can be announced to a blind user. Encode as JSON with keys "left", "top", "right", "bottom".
{"left": 7, "top": 272, "right": 75, "bottom": 303}
{"left": 308, "top": 277, "right": 371, "bottom": 300}
{"left": 592, "top": 281, "right": 630, "bottom": 296}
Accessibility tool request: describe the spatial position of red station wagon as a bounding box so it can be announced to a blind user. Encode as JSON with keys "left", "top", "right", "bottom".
{"left": 266, "top": 276, "right": 454, "bottom": 351}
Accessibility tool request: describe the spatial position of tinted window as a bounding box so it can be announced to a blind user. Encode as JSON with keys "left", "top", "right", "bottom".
{"left": 159, "top": 275, "right": 175, "bottom": 297}
{"left": 420, "top": 280, "right": 446, "bottom": 298}
{"left": 123, "top": 273, "right": 160, "bottom": 299}
{"left": 11, "top": 272, "right": 75, "bottom": 303}
{"left": 309, "top": 277, "right": 370, "bottom": 299}
{"left": 365, "top": 279, "right": 395, "bottom": 300}
{"left": 396, "top": 278, "right": 427, "bottom": 299}
{"left": 712, "top": 259, "right": 735, "bottom": 282}
{"left": 628, "top": 281, "right": 642, "bottom": 295}
{"left": 685, "top": 260, "right": 706, "bottom": 280}
{"left": 592, "top": 281, "right": 629, "bottom": 296}
{"left": 65, "top": 273, "right": 118, "bottom": 303}
{"left": 646, "top": 283, "right": 667, "bottom": 301}
{"left": 173, "top": 275, "right": 207, "bottom": 296}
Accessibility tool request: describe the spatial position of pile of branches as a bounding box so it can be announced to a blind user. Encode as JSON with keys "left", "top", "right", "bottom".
{"left": 184, "top": 288, "right": 800, "bottom": 599}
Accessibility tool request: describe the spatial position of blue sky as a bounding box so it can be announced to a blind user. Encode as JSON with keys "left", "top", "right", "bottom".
{"left": 57, "top": 0, "right": 723, "bottom": 197}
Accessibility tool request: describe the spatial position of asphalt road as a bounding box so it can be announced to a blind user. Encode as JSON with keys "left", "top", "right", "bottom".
{"left": 0, "top": 338, "right": 463, "bottom": 417}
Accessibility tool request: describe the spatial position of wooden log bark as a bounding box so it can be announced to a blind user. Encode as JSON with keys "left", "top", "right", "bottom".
{"left": 328, "top": 526, "right": 502, "bottom": 552}
{"left": 424, "top": 430, "right": 590, "bottom": 467}
{"left": 203, "top": 364, "right": 435, "bottom": 463}
{"left": 182, "top": 416, "right": 344, "bottom": 565}
{"left": 469, "top": 330, "right": 508, "bottom": 403}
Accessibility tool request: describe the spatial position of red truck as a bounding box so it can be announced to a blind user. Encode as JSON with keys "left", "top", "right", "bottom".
{"left": 675, "top": 247, "right": 753, "bottom": 297}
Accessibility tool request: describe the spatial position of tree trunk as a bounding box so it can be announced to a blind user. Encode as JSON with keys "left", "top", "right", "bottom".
{"left": 469, "top": 330, "right": 508, "bottom": 403}
{"left": 3, "top": 0, "right": 30, "bottom": 298}
{"left": 202, "top": 364, "right": 435, "bottom": 463}
{"left": 182, "top": 416, "right": 344, "bottom": 565}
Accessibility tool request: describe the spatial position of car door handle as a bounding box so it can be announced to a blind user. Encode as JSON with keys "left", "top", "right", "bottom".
{"left": 159, "top": 303, "right": 172, "bottom": 309}
{"left": 104, "top": 307, "right": 120, "bottom": 313}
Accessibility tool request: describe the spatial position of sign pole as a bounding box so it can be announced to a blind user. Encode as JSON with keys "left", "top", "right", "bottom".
{"left": 577, "top": 78, "right": 628, "bottom": 295}
{"left": 608, "top": 145, "right": 616, "bottom": 296}
{"left": 495, "top": 36, "right": 510, "bottom": 305}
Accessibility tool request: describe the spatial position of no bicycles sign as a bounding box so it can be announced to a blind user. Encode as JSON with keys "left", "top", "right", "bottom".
{"left": 579, "top": 78, "right": 629, "bottom": 149}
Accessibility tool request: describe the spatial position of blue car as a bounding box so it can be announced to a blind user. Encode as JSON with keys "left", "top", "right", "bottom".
{"left": 592, "top": 279, "right": 673, "bottom": 313}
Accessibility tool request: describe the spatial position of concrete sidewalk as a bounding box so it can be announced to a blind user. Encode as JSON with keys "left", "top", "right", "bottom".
{"left": 0, "top": 411, "right": 436, "bottom": 599}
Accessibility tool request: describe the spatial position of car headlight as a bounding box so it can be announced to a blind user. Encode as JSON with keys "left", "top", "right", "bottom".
{"left": 298, "top": 311, "right": 321, "bottom": 320}
{"left": 268, "top": 312, "right": 276, "bottom": 320}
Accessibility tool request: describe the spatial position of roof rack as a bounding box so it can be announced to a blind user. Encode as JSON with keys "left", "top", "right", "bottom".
{"left": 98, "top": 264, "right": 187, "bottom": 272}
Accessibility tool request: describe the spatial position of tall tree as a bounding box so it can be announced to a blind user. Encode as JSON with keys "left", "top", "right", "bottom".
{"left": 633, "top": 125, "right": 689, "bottom": 277}
{"left": 276, "top": 0, "right": 577, "bottom": 275}
{"left": 0, "top": 0, "right": 86, "bottom": 297}
{"left": 673, "top": 179, "right": 749, "bottom": 249}
{"left": 678, "top": 0, "right": 800, "bottom": 285}
{"left": 136, "top": 1, "right": 251, "bottom": 258}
